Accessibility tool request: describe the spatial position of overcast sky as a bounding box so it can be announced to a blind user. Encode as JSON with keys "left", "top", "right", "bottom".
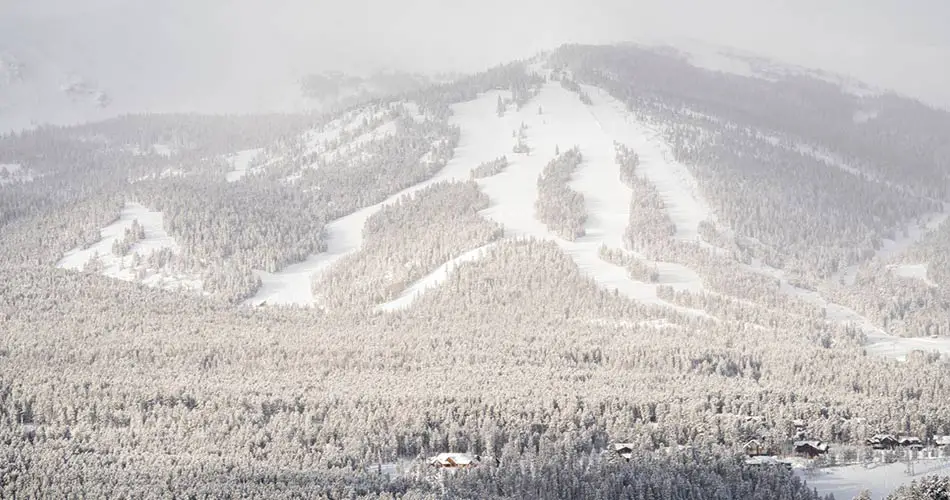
{"left": 2, "top": 0, "right": 948, "bottom": 112}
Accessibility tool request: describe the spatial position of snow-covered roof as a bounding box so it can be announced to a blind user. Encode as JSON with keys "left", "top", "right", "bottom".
{"left": 936, "top": 435, "right": 950, "bottom": 446}
{"left": 613, "top": 443, "right": 636, "bottom": 459}
{"left": 794, "top": 440, "right": 828, "bottom": 451}
{"left": 428, "top": 453, "right": 477, "bottom": 466}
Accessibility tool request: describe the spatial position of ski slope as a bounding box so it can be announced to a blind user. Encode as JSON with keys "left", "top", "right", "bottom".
{"left": 375, "top": 243, "right": 499, "bottom": 312}
{"left": 582, "top": 85, "right": 714, "bottom": 242}
{"left": 251, "top": 84, "right": 709, "bottom": 311}
{"left": 449, "top": 83, "right": 706, "bottom": 313}
{"left": 57, "top": 203, "right": 202, "bottom": 291}
{"left": 246, "top": 99, "right": 486, "bottom": 307}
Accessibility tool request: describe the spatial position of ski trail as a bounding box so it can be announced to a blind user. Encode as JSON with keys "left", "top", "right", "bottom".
{"left": 375, "top": 243, "right": 500, "bottom": 312}
{"left": 474, "top": 82, "right": 709, "bottom": 316}
{"left": 582, "top": 84, "right": 714, "bottom": 242}
{"left": 246, "top": 95, "right": 506, "bottom": 307}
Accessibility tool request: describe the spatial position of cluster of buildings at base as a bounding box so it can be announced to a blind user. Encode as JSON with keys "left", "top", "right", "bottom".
{"left": 424, "top": 433, "right": 950, "bottom": 471}
{"left": 741, "top": 431, "right": 950, "bottom": 469}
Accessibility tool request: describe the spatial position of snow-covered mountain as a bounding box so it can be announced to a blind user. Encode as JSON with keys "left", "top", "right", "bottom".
{"left": 4, "top": 43, "right": 950, "bottom": 499}
{"left": 8, "top": 44, "right": 950, "bottom": 356}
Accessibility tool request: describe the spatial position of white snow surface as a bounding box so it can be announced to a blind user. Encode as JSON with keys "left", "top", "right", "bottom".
{"left": 797, "top": 458, "right": 950, "bottom": 500}
{"left": 453, "top": 83, "right": 707, "bottom": 314}
{"left": 581, "top": 85, "right": 714, "bottom": 242}
{"left": 0, "top": 163, "right": 22, "bottom": 175}
{"left": 250, "top": 85, "right": 709, "bottom": 312}
{"left": 890, "top": 263, "right": 934, "bottom": 285}
{"left": 225, "top": 148, "right": 264, "bottom": 182}
{"left": 57, "top": 203, "right": 202, "bottom": 291}
{"left": 863, "top": 332, "right": 950, "bottom": 361}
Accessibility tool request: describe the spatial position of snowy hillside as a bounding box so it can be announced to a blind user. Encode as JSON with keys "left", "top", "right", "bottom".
{"left": 6, "top": 44, "right": 950, "bottom": 499}
{"left": 10, "top": 46, "right": 946, "bottom": 362}
{"left": 56, "top": 202, "right": 202, "bottom": 292}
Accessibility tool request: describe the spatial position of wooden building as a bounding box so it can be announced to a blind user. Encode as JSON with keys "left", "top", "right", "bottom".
{"left": 793, "top": 440, "right": 829, "bottom": 458}
{"left": 428, "top": 453, "right": 480, "bottom": 469}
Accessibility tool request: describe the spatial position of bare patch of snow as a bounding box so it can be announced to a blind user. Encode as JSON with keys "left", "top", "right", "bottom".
{"left": 681, "top": 48, "right": 759, "bottom": 79}
{"left": 225, "top": 148, "right": 264, "bottom": 183}
{"left": 649, "top": 37, "right": 883, "bottom": 99}
{"left": 57, "top": 203, "right": 202, "bottom": 292}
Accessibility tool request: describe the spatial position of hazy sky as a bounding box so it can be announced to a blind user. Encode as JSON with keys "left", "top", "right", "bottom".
{"left": 2, "top": 0, "right": 948, "bottom": 112}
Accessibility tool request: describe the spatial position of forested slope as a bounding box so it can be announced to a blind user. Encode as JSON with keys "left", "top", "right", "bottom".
{"left": 2, "top": 45, "right": 950, "bottom": 498}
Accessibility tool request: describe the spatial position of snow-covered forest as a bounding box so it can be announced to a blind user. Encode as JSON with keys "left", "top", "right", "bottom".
{"left": 2, "top": 44, "right": 950, "bottom": 498}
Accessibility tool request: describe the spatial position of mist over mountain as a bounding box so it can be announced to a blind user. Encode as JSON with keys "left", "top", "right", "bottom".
{"left": 2, "top": 2, "right": 950, "bottom": 499}
{"left": 2, "top": 0, "right": 948, "bottom": 132}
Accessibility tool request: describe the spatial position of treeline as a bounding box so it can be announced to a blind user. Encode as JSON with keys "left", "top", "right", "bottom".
{"left": 535, "top": 147, "right": 586, "bottom": 240}
{"left": 2, "top": 240, "right": 949, "bottom": 496}
{"left": 470, "top": 156, "right": 508, "bottom": 179}
{"left": 615, "top": 143, "right": 678, "bottom": 252}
